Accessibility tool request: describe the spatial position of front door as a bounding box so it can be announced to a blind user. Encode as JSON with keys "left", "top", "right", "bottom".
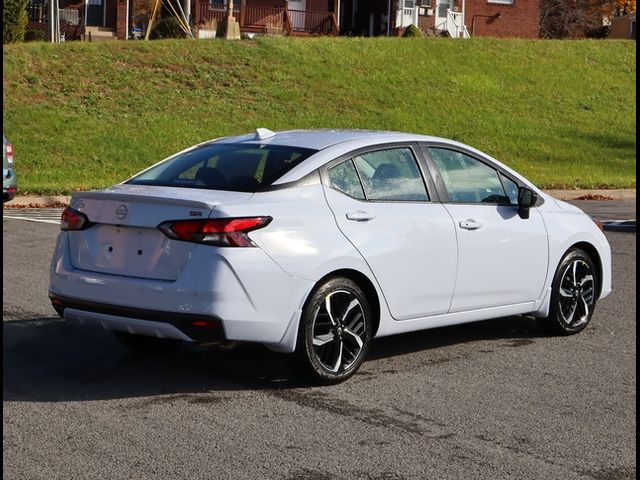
{"left": 435, "top": 0, "right": 453, "bottom": 30}
{"left": 398, "top": 0, "right": 416, "bottom": 28}
{"left": 323, "top": 146, "right": 458, "bottom": 320}
{"left": 288, "top": 0, "right": 306, "bottom": 30}
{"left": 86, "top": 0, "right": 105, "bottom": 26}
{"left": 426, "top": 146, "right": 549, "bottom": 312}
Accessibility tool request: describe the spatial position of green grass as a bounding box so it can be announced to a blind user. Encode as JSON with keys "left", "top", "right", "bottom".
{"left": 2, "top": 37, "right": 636, "bottom": 194}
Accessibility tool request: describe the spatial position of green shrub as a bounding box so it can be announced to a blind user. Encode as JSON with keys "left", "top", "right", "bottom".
{"left": 24, "top": 29, "right": 47, "bottom": 42}
{"left": 3, "top": 0, "right": 28, "bottom": 43}
{"left": 402, "top": 24, "right": 423, "bottom": 38}
{"left": 150, "top": 16, "right": 187, "bottom": 40}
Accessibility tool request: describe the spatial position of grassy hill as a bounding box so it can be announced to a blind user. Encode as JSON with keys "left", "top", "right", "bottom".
{"left": 2, "top": 37, "right": 636, "bottom": 194}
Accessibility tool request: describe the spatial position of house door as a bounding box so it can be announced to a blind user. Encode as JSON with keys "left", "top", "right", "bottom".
{"left": 288, "top": 0, "right": 306, "bottom": 30}
{"left": 397, "top": 0, "right": 417, "bottom": 28}
{"left": 86, "top": 0, "right": 105, "bottom": 26}
{"left": 435, "top": 0, "right": 453, "bottom": 29}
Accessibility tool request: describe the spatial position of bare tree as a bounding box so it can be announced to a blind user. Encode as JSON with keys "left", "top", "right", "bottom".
{"left": 539, "top": 0, "right": 628, "bottom": 38}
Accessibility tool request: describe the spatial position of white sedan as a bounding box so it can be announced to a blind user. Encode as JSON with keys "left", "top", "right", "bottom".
{"left": 49, "top": 129, "right": 612, "bottom": 384}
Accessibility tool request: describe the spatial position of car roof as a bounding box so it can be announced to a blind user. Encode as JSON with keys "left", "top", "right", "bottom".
{"left": 203, "top": 128, "right": 539, "bottom": 192}
{"left": 216, "top": 129, "right": 442, "bottom": 150}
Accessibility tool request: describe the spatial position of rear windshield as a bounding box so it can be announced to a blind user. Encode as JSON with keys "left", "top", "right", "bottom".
{"left": 127, "top": 143, "right": 317, "bottom": 192}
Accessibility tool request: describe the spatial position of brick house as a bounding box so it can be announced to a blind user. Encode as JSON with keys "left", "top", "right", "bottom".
{"left": 323, "top": 0, "right": 539, "bottom": 37}
{"left": 26, "top": 0, "right": 538, "bottom": 40}
{"left": 453, "top": 0, "right": 540, "bottom": 38}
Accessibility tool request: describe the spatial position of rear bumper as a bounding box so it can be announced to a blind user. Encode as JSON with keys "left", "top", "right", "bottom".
{"left": 50, "top": 294, "right": 225, "bottom": 342}
{"left": 3, "top": 188, "right": 16, "bottom": 202}
{"left": 3, "top": 171, "right": 17, "bottom": 202}
{"left": 49, "top": 232, "right": 314, "bottom": 351}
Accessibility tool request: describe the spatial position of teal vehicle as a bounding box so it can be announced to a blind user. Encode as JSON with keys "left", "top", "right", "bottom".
{"left": 3, "top": 135, "right": 17, "bottom": 202}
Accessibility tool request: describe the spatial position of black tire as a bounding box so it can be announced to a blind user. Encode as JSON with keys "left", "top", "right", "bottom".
{"left": 539, "top": 248, "right": 599, "bottom": 335}
{"left": 295, "top": 277, "right": 372, "bottom": 385}
{"left": 113, "top": 331, "right": 181, "bottom": 353}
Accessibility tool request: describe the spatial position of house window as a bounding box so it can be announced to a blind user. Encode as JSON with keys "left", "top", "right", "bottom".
{"left": 419, "top": 0, "right": 432, "bottom": 6}
{"left": 487, "top": 0, "right": 514, "bottom": 4}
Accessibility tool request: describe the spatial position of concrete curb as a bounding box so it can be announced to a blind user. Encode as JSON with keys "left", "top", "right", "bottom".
{"left": 602, "top": 220, "right": 636, "bottom": 233}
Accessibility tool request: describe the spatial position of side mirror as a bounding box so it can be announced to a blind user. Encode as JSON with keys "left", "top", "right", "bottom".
{"left": 517, "top": 187, "right": 538, "bottom": 219}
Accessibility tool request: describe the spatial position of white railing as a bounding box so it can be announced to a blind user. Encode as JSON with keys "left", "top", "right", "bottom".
{"left": 395, "top": 7, "right": 419, "bottom": 28}
{"left": 59, "top": 8, "right": 80, "bottom": 25}
{"left": 446, "top": 10, "right": 469, "bottom": 38}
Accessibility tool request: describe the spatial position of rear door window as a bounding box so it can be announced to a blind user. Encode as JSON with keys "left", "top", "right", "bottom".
{"left": 351, "top": 148, "right": 429, "bottom": 202}
{"left": 328, "top": 160, "right": 366, "bottom": 199}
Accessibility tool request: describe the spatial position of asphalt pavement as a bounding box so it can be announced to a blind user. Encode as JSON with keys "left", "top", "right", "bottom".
{"left": 2, "top": 216, "right": 636, "bottom": 480}
{"left": 564, "top": 199, "right": 636, "bottom": 232}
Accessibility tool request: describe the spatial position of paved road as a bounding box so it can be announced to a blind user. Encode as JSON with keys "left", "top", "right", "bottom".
{"left": 1, "top": 208, "right": 62, "bottom": 224}
{"left": 3, "top": 219, "right": 636, "bottom": 480}
{"left": 565, "top": 199, "right": 636, "bottom": 221}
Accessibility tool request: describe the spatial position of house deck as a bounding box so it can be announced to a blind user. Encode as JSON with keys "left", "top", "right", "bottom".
{"left": 195, "top": 4, "right": 338, "bottom": 36}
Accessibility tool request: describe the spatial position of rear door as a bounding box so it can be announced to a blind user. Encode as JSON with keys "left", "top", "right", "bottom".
{"left": 322, "top": 145, "right": 457, "bottom": 320}
{"left": 424, "top": 145, "right": 549, "bottom": 312}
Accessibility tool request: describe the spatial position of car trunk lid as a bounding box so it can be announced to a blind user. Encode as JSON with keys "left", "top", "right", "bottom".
{"left": 66, "top": 185, "right": 253, "bottom": 281}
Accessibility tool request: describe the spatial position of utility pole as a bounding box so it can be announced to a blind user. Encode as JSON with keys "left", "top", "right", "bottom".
{"left": 49, "top": 0, "right": 55, "bottom": 42}
{"left": 49, "top": 0, "right": 61, "bottom": 42}
{"left": 183, "top": 0, "right": 190, "bottom": 27}
{"left": 55, "top": 0, "right": 61, "bottom": 42}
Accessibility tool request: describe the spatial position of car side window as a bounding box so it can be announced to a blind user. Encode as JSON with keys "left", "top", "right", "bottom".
{"left": 500, "top": 173, "right": 519, "bottom": 205}
{"left": 328, "top": 159, "right": 366, "bottom": 200}
{"left": 352, "top": 148, "right": 429, "bottom": 202}
{"left": 428, "top": 148, "right": 509, "bottom": 204}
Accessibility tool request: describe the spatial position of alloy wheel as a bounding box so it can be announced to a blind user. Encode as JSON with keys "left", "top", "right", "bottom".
{"left": 311, "top": 290, "right": 367, "bottom": 373}
{"left": 557, "top": 259, "right": 595, "bottom": 328}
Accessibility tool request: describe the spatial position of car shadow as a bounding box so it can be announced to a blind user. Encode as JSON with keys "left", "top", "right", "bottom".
{"left": 368, "top": 315, "right": 545, "bottom": 361}
{"left": 3, "top": 314, "right": 548, "bottom": 402}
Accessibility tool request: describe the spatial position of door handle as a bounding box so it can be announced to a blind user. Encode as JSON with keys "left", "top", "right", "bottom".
{"left": 459, "top": 219, "right": 482, "bottom": 230}
{"left": 346, "top": 211, "right": 376, "bottom": 222}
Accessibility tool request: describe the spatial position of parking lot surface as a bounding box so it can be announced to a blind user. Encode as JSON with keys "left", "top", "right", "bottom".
{"left": 3, "top": 218, "right": 636, "bottom": 480}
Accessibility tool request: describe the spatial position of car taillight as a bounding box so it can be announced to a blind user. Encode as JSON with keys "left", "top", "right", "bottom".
{"left": 60, "top": 207, "right": 93, "bottom": 231}
{"left": 6, "top": 143, "right": 14, "bottom": 165}
{"left": 158, "top": 217, "right": 272, "bottom": 247}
